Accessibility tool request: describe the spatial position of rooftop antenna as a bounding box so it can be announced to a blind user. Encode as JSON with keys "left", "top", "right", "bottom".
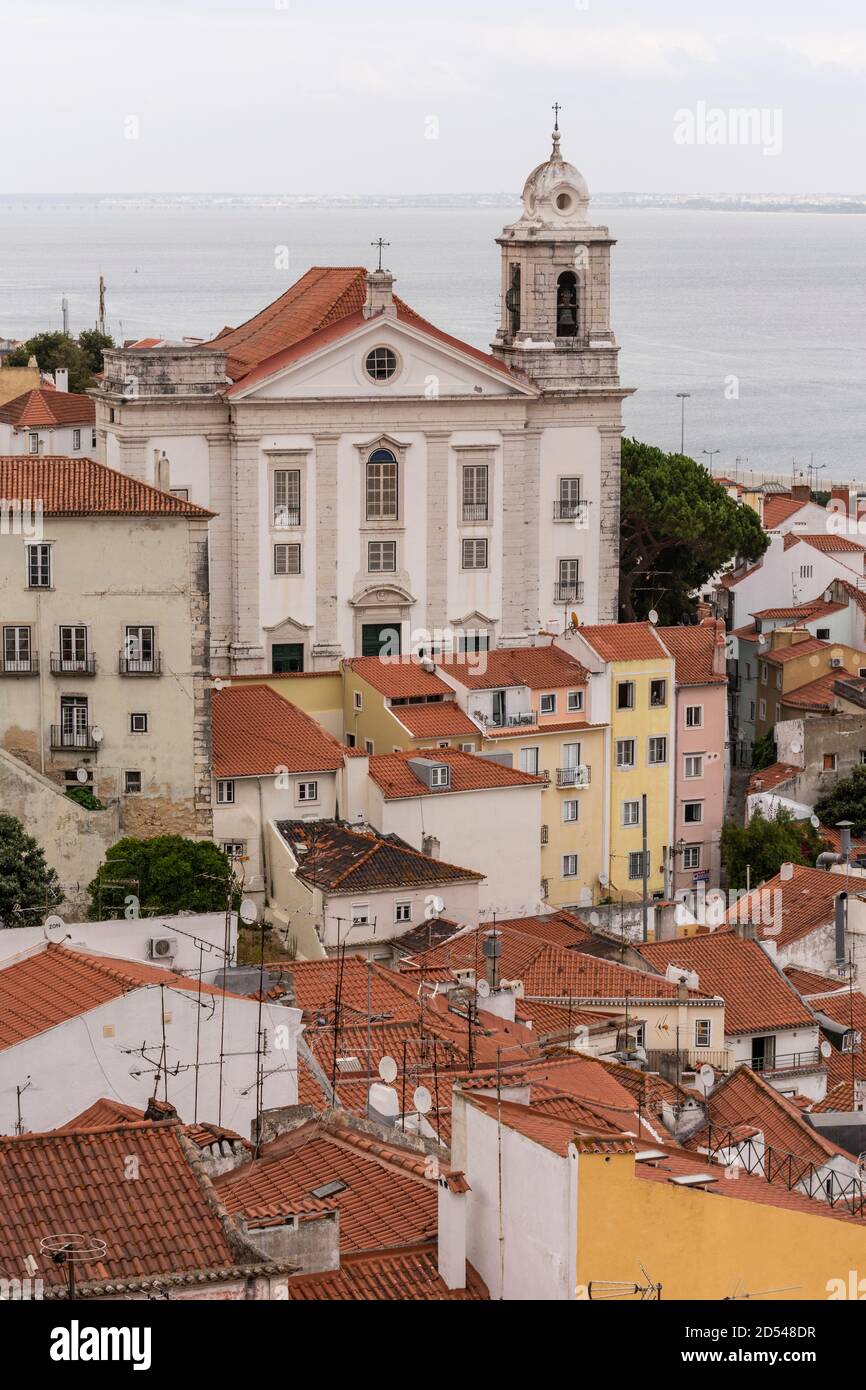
{"left": 40, "top": 1235, "right": 108, "bottom": 1300}
{"left": 61, "top": 297, "right": 69, "bottom": 335}
{"left": 588, "top": 1262, "right": 661, "bottom": 1300}
{"left": 98, "top": 274, "right": 106, "bottom": 335}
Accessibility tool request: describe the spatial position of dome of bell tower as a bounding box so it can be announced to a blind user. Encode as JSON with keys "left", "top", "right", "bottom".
{"left": 517, "top": 123, "right": 590, "bottom": 229}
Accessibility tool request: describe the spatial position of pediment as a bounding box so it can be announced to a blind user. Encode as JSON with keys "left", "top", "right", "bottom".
{"left": 349, "top": 583, "right": 417, "bottom": 609}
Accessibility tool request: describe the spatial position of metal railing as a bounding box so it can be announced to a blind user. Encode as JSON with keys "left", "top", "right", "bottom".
{"left": 0, "top": 655, "right": 38, "bottom": 675}
{"left": 555, "top": 582, "right": 584, "bottom": 604}
{"left": 553, "top": 500, "right": 591, "bottom": 523}
{"left": 273, "top": 507, "right": 301, "bottom": 528}
{"left": 50, "top": 654, "right": 96, "bottom": 676}
{"left": 50, "top": 724, "right": 98, "bottom": 751}
{"left": 119, "top": 652, "right": 162, "bottom": 675}
{"left": 645, "top": 1048, "right": 730, "bottom": 1072}
{"left": 748, "top": 1048, "right": 821, "bottom": 1073}
{"left": 705, "top": 1124, "right": 866, "bottom": 1217}
{"left": 556, "top": 765, "right": 591, "bottom": 787}
{"left": 462, "top": 503, "right": 488, "bottom": 522}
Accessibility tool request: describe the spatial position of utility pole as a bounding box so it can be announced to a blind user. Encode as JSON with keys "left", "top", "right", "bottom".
{"left": 676, "top": 392, "right": 691, "bottom": 455}
{"left": 641, "top": 792, "right": 649, "bottom": 942}
{"left": 98, "top": 275, "right": 106, "bottom": 335}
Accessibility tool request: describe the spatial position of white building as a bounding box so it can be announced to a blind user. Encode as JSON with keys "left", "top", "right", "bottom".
{"left": 92, "top": 123, "right": 629, "bottom": 673}
{"left": 0, "top": 375, "right": 96, "bottom": 457}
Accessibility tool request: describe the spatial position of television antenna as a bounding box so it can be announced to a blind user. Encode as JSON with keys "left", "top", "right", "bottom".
{"left": 40, "top": 1234, "right": 108, "bottom": 1300}
{"left": 588, "top": 1262, "right": 661, "bottom": 1300}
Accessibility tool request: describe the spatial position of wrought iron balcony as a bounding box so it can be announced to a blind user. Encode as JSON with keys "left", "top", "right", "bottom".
{"left": 462, "top": 503, "right": 489, "bottom": 522}
{"left": 644, "top": 1048, "right": 731, "bottom": 1073}
{"left": 0, "top": 654, "right": 38, "bottom": 676}
{"left": 119, "top": 652, "right": 162, "bottom": 675}
{"left": 273, "top": 507, "right": 301, "bottom": 528}
{"left": 556, "top": 765, "right": 591, "bottom": 788}
{"left": 50, "top": 724, "right": 98, "bottom": 751}
{"left": 555, "top": 581, "right": 584, "bottom": 604}
{"left": 50, "top": 654, "right": 96, "bottom": 676}
{"left": 553, "top": 500, "right": 591, "bottom": 524}
{"left": 748, "top": 1048, "right": 821, "bottom": 1074}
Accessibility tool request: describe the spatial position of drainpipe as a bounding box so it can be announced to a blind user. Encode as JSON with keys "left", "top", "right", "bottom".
{"left": 816, "top": 820, "right": 854, "bottom": 869}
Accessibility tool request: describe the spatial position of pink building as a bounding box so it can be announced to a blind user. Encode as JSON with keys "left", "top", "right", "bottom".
{"left": 658, "top": 622, "right": 728, "bottom": 894}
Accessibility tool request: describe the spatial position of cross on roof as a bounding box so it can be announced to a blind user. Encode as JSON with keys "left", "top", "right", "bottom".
{"left": 552, "top": 102, "right": 562, "bottom": 130}
{"left": 371, "top": 238, "right": 391, "bottom": 272}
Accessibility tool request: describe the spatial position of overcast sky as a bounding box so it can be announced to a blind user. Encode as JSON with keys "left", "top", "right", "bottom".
{"left": 2, "top": 0, "right": 864, "bottom": 194}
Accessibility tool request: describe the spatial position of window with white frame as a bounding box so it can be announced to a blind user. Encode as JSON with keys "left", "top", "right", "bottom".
{"left": 461, "top": 538, "right": 488, "bottom": 570}
{"left": 462, "top": 463, "right": 489, "bottom": 522}
{"left": 222, "top": 841, "right": 245, "bottom": 860}
{"left": 562, "top": 854, "right": 579, "bottom": 878}
{"left": 759, "top": 699, "right": 766, "bottom": 719}
{"left": 2, "top": 625, "right": 32, "bottom": 672}
{"left": 297, "top": 781, "right": 318, "bottom": 802}
{"left": 622, "top": 799, "right": 641, "bottom": 827}
{"left": 540, "top": 693, "right": 556, "bottom": 715}
{"left": 29, "top": 431, "right": 39, "bottom": 454}
{"left": 366, "top": 449, "right": 398, "bottom": 520}
{"left": 685, "top": 705, "right": 703, "bottom": 728}
{"left": 684, "top": 754, "right": 703, "bottom": 779}
{"left": 650, "top": 679, "right": 667, "bottom": 708}
{"left": 567, "top": 690, "right": 584, "bottom": 713}
{"left": 694, "top": 1019, "right": 712, "bottom": 1049}
{"left": 683, "top": 801, "right": 703, "bottom": 824}
{"left": 72, "top": 429, "right": 81, "bottom": 450}
{"left": 682, "top": 845, "right": 701, "bottom": 870}
{"left": 26, "top": 544, "right": 52, "bottom": 588}
{"left": 430, "top": 765, "right": 450, "bottom": 788}
{"left": 273, "top": 468, "right": 301, "bottom": 527}
{"left": 520, "top": 747, "right": 540, "bottom": 775}
{"left": 617, "top": 680, "right": 634, "bottom": 711}
{"left": 562, "top": 799, "right": 579, "bottom": 823}
{"left": 274, "top": 543, "right": 301, "bottom": 576}
{"left": 351, "top": 903, "right": 371, "bottom": 925}
{"left": 647, "top": 736, "right": 667, "bottom": 765}
{"left": 365, "top": 740, "right": 374, "bottom": 755}
{"left": 616, "top": 738, "right": 636, "bottom": 769}
{"left": 354, "top": 691, "right": 363, "bottom": 711}
{"left": 365, "top": 347, "right": 398, "bottom": 381}
{"left": 395, "top": 901, "right": 412, "bottom": 923}
{"left": 557, "top": 558, "right": 581, "bottom": 601}
{"left": 628, "top": 850, "right": 649, "bottom": 880}
{"left": 130, "top": 712, "right": 148, "bottom": 734}
{"left": 216, "top": 779, "right": 235, "bottom": 804}
{"left": 368, "top": 540, "right": 396, "bottom": 573}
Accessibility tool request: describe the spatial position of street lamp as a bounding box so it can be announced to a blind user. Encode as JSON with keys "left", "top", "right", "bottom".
{"left": 676, "top": 393, "right": 691, "bottom": 455}
{"left": 703, "top": 449, "right": 720, "bottom": 473}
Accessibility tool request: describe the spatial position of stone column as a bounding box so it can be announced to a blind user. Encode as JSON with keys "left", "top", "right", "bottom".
{"left": 114, "top": 435, "right": 149, "bottom": 481}
{"left": 311, "top": 433, "right": 342, "bottom": 665}
{"left": 205, "top": 431, "right": 232, "bottom": 674}
{"left": 500, "top": 428, "right": 541, "bottom": 643}
{"left": 229, "top": 433, "right": 266, "bottom": 673}
{"left": 425, "top": 432, "right": 451, "bottom": 638}
{"left": 597, "top": 425, "right": 623, "bottom": 624}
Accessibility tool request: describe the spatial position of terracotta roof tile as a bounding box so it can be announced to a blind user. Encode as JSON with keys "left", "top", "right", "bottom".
{"left": 436, "top": 644, "right": 588, "bottom": 691}
{"left": 782, "top": 668, "right": 854, "bottom": 710}
{"left": 288, "top": 1243, "right": 488, "bottom": 1300}
{"left": 789, "top": 533, "right": 866, "bottom": 554}
{"left": 689, "top": 1065, "right": 847, "bottom": 1168}
{"left": 56, "top": 1098, "right": 145, "bottom": 1130}
{"left": 576, "top": 622, "right": 668, "bottom": 663}
{"left": 746, "top": 762, "right": 799, "bottom": 795}
{"left": 762, "top": 636, "right": 830, "bottom": 664}
{"left": 725, "top": 864, "right": 851, "bottom": 947}
{"left": 390, "top": 702, "right": 480, "bottom": 738}
{"left": 783, "top": 965, "right": 849, "bottom": 997}
{"left": 658, "top": 622, "right": 727, "bottom": 685}
{"left": 274, "top": 819, "right": 482, "bottom": 892}
{"left": 368, "top": 748, "right": 543, "bottom": 799}
{"left": 0, "top": 386, "right": 95, "bottom": 427}
{"left": 276, "top": 958, "right": 421, "bottom": 1020}
{"left": 212, "top": 684, "right": 346, "bottom": 778}
{"left": 344, "top": 656, "right": 453, "bottom": 698}
{"left": 0, "top": 456, "right": 213, "bottom": 517}
{"left": 752, "top": 598, "right": 845, "bottom": 621}
{"left": 762, "top": 494, "right": 808, "bottom": 529}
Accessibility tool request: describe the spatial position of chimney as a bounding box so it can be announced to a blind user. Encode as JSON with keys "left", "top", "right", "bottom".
{"left": 437, "top": 1174, "right": 468, "bottom": 1291}
{"left": 695, "top": 601, "right": 713, "bottom": 622}
{"left": 791, "top": 484, "right": 810, "bottom": 501}
{"left": 835, "top": 892, "right": 848, "bottom": 971}
{"left": 676, "top": 979, "right": 688, "bottom": 1001}
{"left": 712, "top": 618, "right": 727, "bottom": 676}
{"left": 482, "top": 930, "right": 501, "bottom": 990}
{"left": 54, "top": 367, "right": 69, "bottom": 393}
{"left": 363, "top": 269, "right": 396, "bottom": 318}
{"left": 154, "top": 449, "right": 171, "bottom": 493}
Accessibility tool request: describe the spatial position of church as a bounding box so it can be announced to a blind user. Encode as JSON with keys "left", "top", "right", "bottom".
{"left": 94, "top": 123, "right": 630, "bottom": 675}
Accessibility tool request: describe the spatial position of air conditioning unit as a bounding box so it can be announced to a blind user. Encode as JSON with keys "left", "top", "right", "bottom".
{"left": 831, "top": 658, "right": 843, "bottom": 668}
{"left": 148, "top": 936, "right": 178, "bottom": 960}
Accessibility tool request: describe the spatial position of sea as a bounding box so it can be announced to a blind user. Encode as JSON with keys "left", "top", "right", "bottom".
{"left": 1, "top": 196, "right": 865, "bottom": 479}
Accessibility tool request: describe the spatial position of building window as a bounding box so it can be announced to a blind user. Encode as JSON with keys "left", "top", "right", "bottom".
{"left": 26, "top": 544, "right": 52, "bottom": 588}
{"left": 759, "top": 699, "right": 766, "bottom": 719}
{"left": 683, "top": 801, "right": 703, "bottom": 824}
{"left": 222, "top": 842, "right": 245, "bottom": 860}
{"left": 622, "top": 800, "right": 641, "bottom": 827}
{"left": 823, "top": 753, "right": 837, "bottom": 771}
{"left": 647, "top": 736, "right": 667, "bottom": 765}
{"left": 29, "top": 431, "right": 39, "bottom": 454}
{"left": 58, "top": 625, "right": 88, "bottom": 671}
{"left": 365, "top": 739, "right": 375, "bottom": 756}
{"left": 124, "top": 771, "right": 142, "bottom": 795}
{"left": 368, "top": 540, "right": 396, "bottom": 573}
{"left": 458, "top": 631, "right": 490, "bottom": 654}
{"left": 91, "top": 429, "right": 97, "bottom": 448}
{"left": 628, "top": 851, "right": 649, "bottom": 881}
{"left": 617, "top": 681, "right": 634, "bottom": 711}
{"left": 567, "top": 690, "right": 584, "bottom": 713}
{"left": 297, "top": 781, "right": 318, "bottom": 801}
{"left": 556, "top": 477, "right": 584, "bottom": 522}
{"left": 775, "top": 669, "right": 782, "bottom": 689}
{"left": 650, "top": 679, "right": 667, "bottom": 708}
{"left": 273, "top": 468, "right": 301, "bottom": 528}
{"left": 72, "top": 428, "right": 81, "bottom": 450}
{"left": 556, "top": 558, "right": 581, "bottom": 603}
{"left": 556, "top": 271, "right": 578, "bottom": 337}
{"left": 2, "top": 625, "right": 32, "bottom": 673}
{"left": 540, "top": 693, "right": 556, "bottom": 715}
{"left": 816, "top": 628, "right": 830, "bottom": 640}
{"left": 461, "top": 538, "right": 488, "bottom": 570}
{"left": 563, "top": 800, "right": 579, "bottom": 823}
{"left": 395, "top": 901, "right": 412, "bottom": 923}
{"left": 800, "top": 564, "right": 813, "bottom": 579}
{"left": 462, "top": 464, "right": 488, "bottom": 522}
{"left": 216, "top": 779, "right": 235, "bottom": 805}
{"left": 749, "top": 701, "right": 756, "bottom": 721}
{"left": 562, "top": 854, "right": 579, "bottom": 878}
{"left": 171, "top": 487, "right": 189, "bottom": 501}
{"left": 520, "top": 747, "right": 540, "bottom": 775}
{"left": 685, "top": 705, "right": 703, "bottom": 728}
{"left": 684, "top": 754, "right": 703, "bottom": 779}
{"left": 761, "top": 665, "right": 767, "bottom": 685}
{"left": 430, "top": 765, "right": 450, "bottom": 788}
{"left": 365, "top": 347, "right": 398, "bottom": 382}
{"left": 366, "top": 449, "right": 398, "bottom": 521}
{"left": 615, "top": 738, "right": 636, "bottom": 769}
{"left": 130, "top": 712, "right": 148, "bottom": 734}
{"left": 682, "top": 845, "right": 701, "bottom": 870}
{"left": 695, "top": 1019, "right": 712, "bottom": 1049}
{"left": 860, "top": 750, "right": 866, "bottom": 765}
{"left": 352, "top": 904, "right": 371, "bottom": 925}
{"left": 274, "top": 543, "right": 301, "bottom": 576}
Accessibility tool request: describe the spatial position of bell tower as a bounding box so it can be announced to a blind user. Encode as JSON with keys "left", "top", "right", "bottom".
{"left": 492, "top": 114, "right": 622, "bottom": 394}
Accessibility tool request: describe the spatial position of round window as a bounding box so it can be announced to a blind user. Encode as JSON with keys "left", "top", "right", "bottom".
{"left": 555, "top": 192, "right": 573, "bottom": 212}
{"left": 365, "top": 346, "right": 398, "bottom": 382}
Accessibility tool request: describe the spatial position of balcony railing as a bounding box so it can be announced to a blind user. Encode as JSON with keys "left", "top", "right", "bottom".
{"left": 0, "top": 655, "right": 38, "bottom": 676}
{"left": 119, "top": 652, "right": 162, "bottom": 676}
{"left": 748, "top": 1048, "right": 821, "bottom": 1074}
{"left": 556, "top": 765, "right": 591, "bottom": 788}
{"left": 273, "top": 507, "right": 301, "bottom": 528}
{"left": 645, "top": 1048, "right": 731, "bottom": 1073}
{"left": 553, "top": 500, "right": 591, "bottom": 524}
{"left": 50, "top": 654, "right": 96, "bottom": 676}
{"left": 555, "top": 582, "right": 584, "bottom": 604}
{"left": 50, "top": 724, "right": 98, "bottom": 751}
{"left": 462, "top": 503, "right": 488, "bottom": 522}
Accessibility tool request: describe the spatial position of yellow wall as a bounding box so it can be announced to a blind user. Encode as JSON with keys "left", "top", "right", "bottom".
{"left": 755, "top": 640, "right": 866, "bottom": 740}
{"left": 234, "top": 673, "right": 343, "bottom": 738}
{"left": 0, "top": 363, "right": 40, "bottom": 406}
{"left": 607, "top": 659, "right": 674, "bottom": 901}
{"left": 577, "top": 1150, "right": 866, "bottom": 1300}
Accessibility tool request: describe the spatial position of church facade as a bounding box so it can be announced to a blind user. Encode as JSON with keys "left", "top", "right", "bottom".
{"left": 93, "top": 127, "right": 630, "bottom": 675}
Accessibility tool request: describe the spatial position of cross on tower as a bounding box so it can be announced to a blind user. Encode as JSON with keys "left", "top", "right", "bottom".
{"left": 552, "top": 102, "right": 562, "bottom": 131}
{"left": 371, "top": 237, "right": 391, "bottom": 272}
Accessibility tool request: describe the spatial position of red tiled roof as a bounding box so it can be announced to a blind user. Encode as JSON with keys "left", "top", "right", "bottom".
{"left": 636, "top": 933, "right": 813, "bottom": 1035}
{"left": 0, "top": 386, "right": 95, "bottom": 427}
{"left": 0, "top": 1120, "right": 239, "bottom": 1287}
{"left": 368, "top": 748, "right": 543, "bottom": 799}
{"left": 344, "top": 656, "right": 453, "bottom": 699}
{"left": 658, "top": 623, "right": 727, "bottom": 685}
{"left": 0, "top": 456, "right": 213, "bottom": 517}
{"left": 436, "top": 644, "right": 588, "bottom": 691}
{"left": 783, "top": 965, "right": 849, "bottom": 997}
{"left": 746, "top": 762, "right": 799, "bottom": 796}
{"left": 278, "top": 958, "right": 421, "bottom": 1020}
{"left": 720, "top": 562, "right": 761, "bottom": 590}
{"left": 274, "top": 819, "right": 482, "bottom": 892}
{"left": 726, "top": 864, "right": 851, "bottom": 948}
{"left": 762, "top": 636, "right": 830, "bottom": 664}
{"left": 576, "top": 622, "right": 668, "bottom": 662}
{"left": 809, "top": 1079, "right": 861, "bottom": 1113}
{"left": 689, "top": 1065, "right": 846, "bottom": 1168}
{"left": 752, "top": 598, "right": 845, "bottom": 621}
{"left": 57, "top": 1098, "right": 145, "bottom": 1130}
{"left": 762, "top": 495, "right": 807, "bottom": 529}
{"left": 463, "top": 1091, "right": 611, "bottom": 1156}
{"left": 0, "top": 945, "right": 234, "bottom": 1051}
{"left": 487, "top": 911, "right": 593, "bottom": 951}
{"left": 212, "top": 684, "right": 346, "bottom": 778}
{"left": 288, "top": 1243, "right": 489, "bottom": 1300}
{"left": 808, "top": 989, "right": 866, "bottom": 1033}
{"left": 782, "top": 668, "right": 853, "bottom": 711}
{"left": 730, "top": 623, "right": 759, "bottom": 640}
{"left": 390, "top": 703, "right": 480, "bottom": 738}
{"left": 784, "top": 532, "right": 866, "bottom": 554}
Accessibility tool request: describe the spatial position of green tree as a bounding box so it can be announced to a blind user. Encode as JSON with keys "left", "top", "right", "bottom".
{"left": 87, "top": 836, "right": 233, "bottom": 920}
{"left": 0, "top": 815, "right": 63, "bottom": 928}
{"left": 6, "top": 330, "right": 104, "bottom": 393}
{"left": 78, "top": 328, "right": 114, "bottom": 376}
{"left": 619, "top": 439, "right": 769, "bottom": 623}
{"left": 720, "top": 808, "right": 822, "bottom": 891}
{"left": 814, "top": 764, "right": 866, "bottom": 837}
{"left": 751, "top": 727, "right": 777, "bottom": 771}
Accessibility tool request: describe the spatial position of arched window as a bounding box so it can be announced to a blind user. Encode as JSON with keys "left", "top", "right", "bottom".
{"left": 506, "top": 264, "right": 521, "bottom": 335}
{"left": 556, "top": 271, "right": 578, "bottom": 338}
{"left": 366, "top": 448, "right": 398, "bottom": 521}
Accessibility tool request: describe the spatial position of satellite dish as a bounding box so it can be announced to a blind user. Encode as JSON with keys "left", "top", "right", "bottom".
{"left": 589, "top": 911, "right": 600, "bottom": 927}
{"left": 378, "top": 1055, "right": 398, "bottom": 1084}
{"left": 821, "top": 1040, "right": 833, "bottom": 1059}
{"left": 91, "top": 726, "right": 104, "bottom": 743}
{"left": 43, "top": 915, "right": 66, "bottom": 942}
{"left": 780, "top": 862, "right": 794, "bottom": 881}
{"left": 648, "top": 609, "right": 659, "bottom": 625}
{"left": 368, "top": 1083, "right": 399, "bottom": 1118}
{"left": 790, "top": 742, "right": 802, "bottom": 755}
{"left": 476, "top": 978, "right": 491, "bottom": 998}
{"left": 213, "top": 677, "right": 226, "bottom": 691}
{"left": 697, "top": 1064, "right": 715, "bottom": 1096}
{"left": 810, "top": 814, "right": 821, "bottom": 829}
{"left": 413, "top": 1086, "right": 433, "bottom": 1115}
{"left": 239, "top": 898, "right": 257, "bottom": 925}
{"left": 75, "top": 767, "right": 89, "bottom": 784}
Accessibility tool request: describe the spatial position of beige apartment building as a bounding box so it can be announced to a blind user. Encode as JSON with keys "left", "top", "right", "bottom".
{"left": 0, "top": 455, "right": 213, "bottom": 841}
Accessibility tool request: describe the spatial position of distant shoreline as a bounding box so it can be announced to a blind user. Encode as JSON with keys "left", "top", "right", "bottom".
{"left": 1, "top": 193, "right": 866, "bottom": 214}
